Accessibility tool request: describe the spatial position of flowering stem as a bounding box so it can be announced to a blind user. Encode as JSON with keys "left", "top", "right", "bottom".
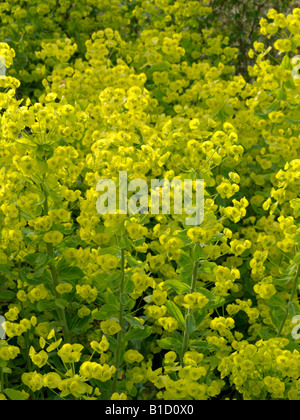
{"left": 43, "top": 188, "right": 71, "bottom": 343}
{"left": 277, "top": 264, "right": 300, "bottom": 337}
{"left": 112, "top": 247, "right": 126, "bottom": 395}
{"left": 191, "top": 259, "right": 200, "bottom": 294}
{"left": 181, "top": 258, "right": 199, "bottom": 365}
{"left": 181, "top": 309, "right": 190, "bottom": 365}
{"left": 47, "top": 238, "right": 71, "bottom": 343}
{"left": 20, "top": 280, "right": 32, "bottom": 371}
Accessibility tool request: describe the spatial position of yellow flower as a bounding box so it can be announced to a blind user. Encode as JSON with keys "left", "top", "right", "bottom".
{"left": 124, "top": 350, "right": 144, "bottom": 364}
{"left": 43, "top": 230, "right": 64, "bottom": 245}
{"left": 183, "top": 292, "right": 209, "bottom": 310}
{"left": 29, "top": 347, "right": 48, "bottom": 368}
{"left": 56, "top": 283, "right": 73, "bottom": 294}
{"left": 111, "top": 392, "right": 127, "bottom": 400}
{"left": 43, "top": 373, "right": 62, "bottom": 389}
{"left": 189, "top": 118, "right": 200, "bottom": 130}
{"left": 91, "top": 336, "right": 109, "bottom": 353}
{"left": 100, "top": 320, "right": 121, "bottom": 336}
{"left": 58, "top": 344, "right": 84, "bottom": 364}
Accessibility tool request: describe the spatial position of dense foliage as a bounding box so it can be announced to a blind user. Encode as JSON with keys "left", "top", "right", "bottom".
{"left": 0, "top": 0, "right": 300, "bottom": 401}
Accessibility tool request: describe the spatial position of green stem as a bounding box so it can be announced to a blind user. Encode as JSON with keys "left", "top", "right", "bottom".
{"left": 191, "top": 259, "right": 200, "bottom": 294}
{"left": 47, "top": 240, "right": 71, "bottom": 343}
{"left": 43, "top": 187, "right": 71, "bottom": 343}
{"left": 181, "top": 308, "right": 190, "bottom": 364}
{"left": 181, "top": 258, "right": 199, "bottom": 365}
{"left": 277, "top": 264, "right": 300, "bottom": 337}
{"left": 112, "top": 247, "right": 126, "bottom": 394}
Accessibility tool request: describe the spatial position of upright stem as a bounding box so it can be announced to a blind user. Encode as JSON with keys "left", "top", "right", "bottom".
{"left": 20, "top": 272, "right": 32, "bottom": 371}
{"left": 43, "top": 188, "right": 71, "bottom": 343}
{"left": 277, "top": 264, "right": 300, "bottom": 337}
{"left": 191, "top": 260, "right": 200, "bottom": 294}
{"left": 181, "top": 259, "right": 199, "bottom": 365}
{"left": 112, "top": 247, "right": 125, "bottom": 394}
{"left": 47, "top": 243, "right": 71, "bottom": 343}
{"left": 181, "top": 309, "right": 190, "bottom": 364}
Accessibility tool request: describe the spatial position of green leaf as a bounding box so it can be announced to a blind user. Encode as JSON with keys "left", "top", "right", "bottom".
{"left": 281, "top": 54, "right": 292, "bottom": 70}
{"left": 273, "top": 276, "right": 293, "bottom": 287}
{"left": 211, "top": 233, "right": 225, "bottom": 241}
{"left": 55, "top": 299, "right": 69, "bottom": 310}
{"left": 294, "top": 253, "right": 300, "bottom": 265}
{"left": 190, "top": 341, "right": 220, "bottom": 353}
{"left": 126, "top": 256, "right": 148, "bottom": 270}
{"left": 70, "top": 316, "right": 92, "bottom": 335}
{"left": 285, "top": 341, "right": 300, "bottom": 353}
{"left": 25, "top": 253, "right": 48, "bottom": 268}
{"left": 105, "top": 224, "right": 126, "bottom": 237}
{"left": 119, "top": 236, "right": 132, "bottom": 250}
{"left": 37, "top": 254, "right": 50, "bottom": 265}
{"left": 133, "top": 237, "right": 146, "bottom": 247}
{"left": 288, "top": 302, "right": 298, "bottom": 316}
{"left": 5, "top": 389, "right": 28, "bottom": 401}
{"left": 196, "top": 287, "right": 225, "bottom": 309}
{"left": 283, "top": 264, "right": 298, "bottom": 276}
{"left": 0, "top": 290, "right": 16, "bottom": 300}
{"left": 164, "top": 279, "right": 190, "bottom": 294}
{"left": 93, "top": 271, "right": 122, "bottom": 291}
{"left": 120, "top": 294, "right": 135, "bottom": 307}
{"left": 206, "top": 296, "right": 226, "bottom": 310}
{"left": 268, "top": 295, "right": 286, "bottom": 309}
{"left": 178, "top": 251, "right": 193, "bottom": 268}
{"left": 125, "top": 316, "right": 144, "bottom": 329}
{"left": 258, "top": 328, "right": 274, "bottom": 340}
{"left": 124, "top": 326, "right": 152, "bottom": 341}
{"left": 194, "top": 309, "right": 206, "bottom": 328}
{"left": 0, "top": 264, "right": 16, "bottom": 279}
{"left": 97, "top": 247, "right": 119, "bottom": 256}
{"left": 51, "top": 224, "right": 74, "bottom": 235}
{"left": 124, "top": 277, "right": 135, "bottom": 294}
{"left": 165, "top": 300, "right": 185, "bottom": 328}
{"left": 157, "top": 337, "right": 182, "bottom": 350}
{"left": 198, "top": 261, "right": 217, "bottom": 275}
{"left": 185, "top": 314, "right": 196, "bottom": 335}
{"left": 270, "top": 306, "right": 286, "bottom": 330}
{"left": 197, "top": 287, "right": 215, "bottom": 301}
{"left": 290, "top": 199, "right": 300, "bottom": 219}
{"left": 93, "top": 304, "right": 119, "bottom": 321}
{"left": 57, "top": 260, "right": 84, "bottom": 280}
{"left": 108, "top": 272, "right": 122, "bottom": 288}
{"left": 174, "top": 230, "right": 191, "bottom": 246}
{"left": 255, "top": 100, "right": 280, "bottom": 117}
{"left": 294, "top": 232, "right": 300, "bottom": 245}
{"left": 179, "top": 264, "right": 194, "bottom": 287}
{"left": 126, "top": 255, "right": 140, "bottom": 267}
{"left": 37, "top": 300, "right": 57, "bottom": 312}
{"left": 149, "top": 61, "right": 171, "bottom": 74}
{"left": 191, "top": 244, "right": 206, "bottom": 262}
{"left": 91, "top": 273, "right": 110, "bottom": 292}
{"left": 29, "top": 272, "right": 52, "bottom": 286}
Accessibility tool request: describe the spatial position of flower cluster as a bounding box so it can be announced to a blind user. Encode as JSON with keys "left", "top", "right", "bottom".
{"left": 0, "top": 1, "right": 299, "bottom": 402}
